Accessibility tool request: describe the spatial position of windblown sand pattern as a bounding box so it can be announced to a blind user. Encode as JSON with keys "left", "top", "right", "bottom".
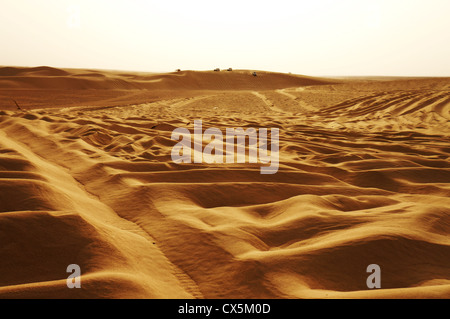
{"left": 0, "top": 67, "right": 449, "bottom": 298}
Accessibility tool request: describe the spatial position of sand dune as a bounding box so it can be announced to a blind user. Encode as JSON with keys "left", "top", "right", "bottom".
{"left": 0, "top": 67, "right": 449, "bottom": 298}
{"left": 0, "top": 66, "right": 334, "bottom": 90}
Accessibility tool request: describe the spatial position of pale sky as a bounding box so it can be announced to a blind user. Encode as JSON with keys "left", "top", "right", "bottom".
{"left": 1, "top": 0, "right": 449, "bottom": 76}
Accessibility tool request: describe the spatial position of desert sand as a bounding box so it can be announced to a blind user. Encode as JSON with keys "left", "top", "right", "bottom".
{"left": 0, "top": 66, "right": 449, "bottom": 298}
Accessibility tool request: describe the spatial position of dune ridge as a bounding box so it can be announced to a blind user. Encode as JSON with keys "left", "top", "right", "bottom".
{"left": 0, "top": 66, "right": 335, "bottom": 90}
{"left": 0, "top": 67, "right": 449, "bottom": 298}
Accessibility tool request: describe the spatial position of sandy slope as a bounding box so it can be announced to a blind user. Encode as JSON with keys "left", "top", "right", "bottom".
{"left": 0, "top": 67, "right": 449, "bottom": 298}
